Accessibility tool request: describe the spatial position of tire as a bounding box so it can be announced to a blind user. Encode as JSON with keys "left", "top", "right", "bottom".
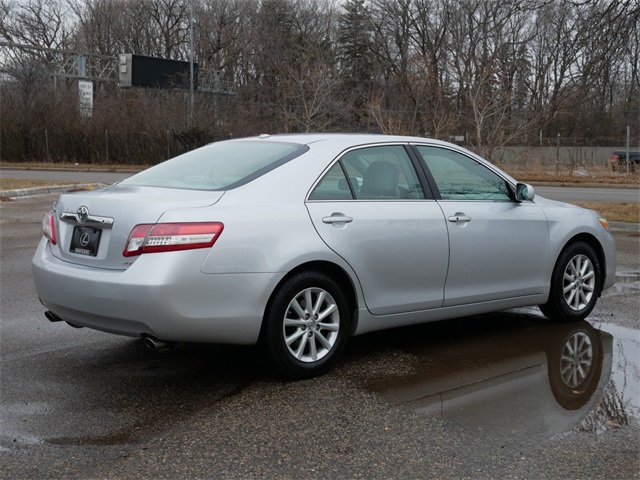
{"left": 547, "top": 324, "right": 603, "bottom": 410}
{"left": 264, "top": 270, "right": 351, "bottom": 378}
{"left": 539, "top": 241, "right": 602, "bottom": 322}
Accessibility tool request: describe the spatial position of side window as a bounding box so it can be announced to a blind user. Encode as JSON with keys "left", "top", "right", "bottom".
{"left": 416, "top": 146, "right": 511, "bottom": 201}
{"left": 309, "top": 162, "right": 354, "bottom": 200}
{"left": 341, "top": 146, "right": 425, "bottom": 200}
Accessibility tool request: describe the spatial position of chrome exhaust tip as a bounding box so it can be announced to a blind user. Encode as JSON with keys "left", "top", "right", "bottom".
{"left": 143, "top": 336, "right": 177, "bottom": 353}
{"left": 44, "top": 311, "right": 63, "bottom": 323}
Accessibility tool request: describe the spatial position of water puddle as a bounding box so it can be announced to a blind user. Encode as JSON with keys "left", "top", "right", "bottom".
{"left": 368, "top": 314, "right": 638, "bottom": 437}
{"left": 582, "top": 322, "right": 640, "bottom": 432}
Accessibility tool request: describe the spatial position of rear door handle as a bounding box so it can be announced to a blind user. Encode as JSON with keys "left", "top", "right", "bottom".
{"left": 448, "top": 214, "right": 471, "bottom": 223}
{"left": 322, "top": 214, "right": 353, "bottom": 224}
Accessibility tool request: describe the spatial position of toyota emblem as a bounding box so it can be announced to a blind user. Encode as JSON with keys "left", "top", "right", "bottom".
{"left": 77, "top": 206, "right": 89, "bottom": 223}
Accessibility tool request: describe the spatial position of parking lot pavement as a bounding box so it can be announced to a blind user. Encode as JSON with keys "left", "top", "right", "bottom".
{"left": 1, "top": 195, "right": 638, "bottom": 479}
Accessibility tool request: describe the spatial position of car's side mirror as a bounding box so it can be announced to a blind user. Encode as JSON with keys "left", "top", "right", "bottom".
{"left": 515, "top": 183, "right": 535, "bottom": 202}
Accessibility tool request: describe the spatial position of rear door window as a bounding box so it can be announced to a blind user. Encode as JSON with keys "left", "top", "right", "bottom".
{"left": 308, "top": 163, "right": 354, "bottom": 200}
{"left": 310, "top": 145, "right": 426, "bottom": 201}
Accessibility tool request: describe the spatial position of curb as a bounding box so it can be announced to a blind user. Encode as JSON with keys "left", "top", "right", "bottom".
{"left": 0, "top": 183, "right": 108, "bottom": 199}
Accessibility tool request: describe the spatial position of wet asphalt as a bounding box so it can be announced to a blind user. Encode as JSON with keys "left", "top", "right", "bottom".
{"left": 0, "top": 194, "right": 638, "bottom": 479}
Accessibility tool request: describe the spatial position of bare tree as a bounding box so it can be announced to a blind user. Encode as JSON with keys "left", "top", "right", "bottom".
{"left": 445, "top": 0, "right": 542, "bottom": 157}
{"left": 369, "top": 0, "right": 414, "bottom": 122}
{"left": 147, "top": 0, "right": 189, "bottom": 59}
{"left": 2, "top": 0, "right": 72, "bottom": 51}
{"left": 409, "top": 0, "right": 451, "bottom": 134}
{"left": 1, "top": 0, "right": 638, "bottom": 163}
{"left": 366, "top": 94, "right": 413, "bottom": 134}
{"left": 69, "top": 0, "right": 123, "bottom": 55}
{"left": 194, "top": 0, "right": 256, "bottom": 77}
{"left": 278, "top": 59, "right": 344, "bottom": 132}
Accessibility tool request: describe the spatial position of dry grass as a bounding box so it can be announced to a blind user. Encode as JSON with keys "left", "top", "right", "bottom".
{"left": 500, "top": 161, "right": 640, "bottom": 186}
{"left": 0, "top": 178, "right": 71, "bottom": 190}
{"left": 572, "top": 202, "right": 639, "bottom": 224}
{"left": 0, "top": 161, "right": 143, "bottom": 172}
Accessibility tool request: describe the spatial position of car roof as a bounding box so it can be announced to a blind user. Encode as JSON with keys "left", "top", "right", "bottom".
{"left": 228, "top": 133, "right": 517, "bottom": 184}
{"left": 232, "top": 133, "right": 455, "bottom": 148}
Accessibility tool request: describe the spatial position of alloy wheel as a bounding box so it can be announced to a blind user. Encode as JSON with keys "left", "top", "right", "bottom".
{"left": 283, "top": 287, "right": 340, "bottom": 363}
{"left": 562, "top": 254, "right": 596, "bottom": 311}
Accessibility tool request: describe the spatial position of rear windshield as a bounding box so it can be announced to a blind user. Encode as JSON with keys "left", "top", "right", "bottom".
{"left": 120, "top": 140, "right": 308, "bottom": 191}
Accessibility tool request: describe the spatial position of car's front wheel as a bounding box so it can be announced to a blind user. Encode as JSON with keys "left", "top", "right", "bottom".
{"left": 547, "top": 324, "right": 603, "bottom": 409}
{"left": 539, "top": 241, "right": 602, "bottom": 322}
{"left": 264, "top": 271, "right": 351, "bottom": 378}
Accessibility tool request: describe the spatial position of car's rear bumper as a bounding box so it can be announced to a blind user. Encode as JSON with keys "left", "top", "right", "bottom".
{"left": 610, "top": 155, "right": 639, "bottom": 168}
{"left": 32, "top": 239, "right": 283, "bottom": 345}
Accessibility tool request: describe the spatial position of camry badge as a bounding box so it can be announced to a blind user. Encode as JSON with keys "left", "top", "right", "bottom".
{"left": 77, "top": 206, "right": 89, "bottom": 223}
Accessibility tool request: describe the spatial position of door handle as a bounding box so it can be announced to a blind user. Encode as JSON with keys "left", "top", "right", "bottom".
{"left": 322, "top": 214, "right": 353, "bottom": 224}
{"left": 448, "top": 214, "right": 471, "bottom": 223}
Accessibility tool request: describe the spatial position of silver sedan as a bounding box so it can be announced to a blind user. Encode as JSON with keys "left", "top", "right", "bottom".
{"left": 32, "top": 134, "right": 616, "bottom": 377}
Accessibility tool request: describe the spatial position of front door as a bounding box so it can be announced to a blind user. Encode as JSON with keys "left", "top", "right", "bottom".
{"left": 414, "top": 145, "right": 549, "bottom": 307}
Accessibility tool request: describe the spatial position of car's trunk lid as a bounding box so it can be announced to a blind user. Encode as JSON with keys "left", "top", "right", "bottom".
{"left": 50, "top": 185, "right": 224, "bottom": 270}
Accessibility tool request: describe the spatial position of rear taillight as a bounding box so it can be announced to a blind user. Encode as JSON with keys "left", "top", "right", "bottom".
{"left": 123, "top": 222, "right": 224, "bottom": 257}
{"left": 42, "top": 210, "right": 57, "bottom": 245}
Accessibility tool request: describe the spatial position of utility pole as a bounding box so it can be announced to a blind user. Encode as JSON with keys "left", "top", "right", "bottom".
{"left": 189, "top": 0, "right": 195, "bottom": 128}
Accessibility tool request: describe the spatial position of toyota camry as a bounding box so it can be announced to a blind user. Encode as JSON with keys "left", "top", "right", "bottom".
{"left": 32, "top": 134, "right": 616, "bottom": 377}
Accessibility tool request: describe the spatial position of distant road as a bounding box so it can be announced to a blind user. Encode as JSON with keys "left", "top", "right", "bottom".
{"left": 535, "top": 186, "right": 639, "bottom": 203}
{"left": 0, "top": 169, "right": 133, "bottom": 184}
{"left": 1, "top": 169, "right": 638, "bottom": 203}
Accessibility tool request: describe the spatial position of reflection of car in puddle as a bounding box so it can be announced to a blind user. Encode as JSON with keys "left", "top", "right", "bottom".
{"left": 369, "top": 320, "right": 613, "bottom": 436}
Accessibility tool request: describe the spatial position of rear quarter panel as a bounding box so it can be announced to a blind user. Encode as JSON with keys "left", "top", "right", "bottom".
{"left": 155, "top": 140, "right": 368, "bottom": 304}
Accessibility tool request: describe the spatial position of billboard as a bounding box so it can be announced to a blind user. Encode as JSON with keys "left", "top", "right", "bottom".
{"left": 119, "top": 54, "right": 197, "bottom": 90}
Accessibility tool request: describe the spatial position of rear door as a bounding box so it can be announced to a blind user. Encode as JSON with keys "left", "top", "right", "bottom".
{"left": 305, "top": 144, "right": 449, "bottom": 315}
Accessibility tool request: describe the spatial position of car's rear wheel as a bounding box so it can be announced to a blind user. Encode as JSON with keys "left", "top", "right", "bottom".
{"left": 539, "top": 241, "right": 602, "bottom": 322}
{"left": 264, "top": 271, "right": 350, "bottom": 378}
